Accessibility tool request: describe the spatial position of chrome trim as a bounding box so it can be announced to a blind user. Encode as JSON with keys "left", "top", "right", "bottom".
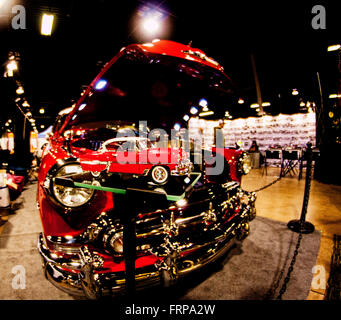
{"left": 37, "top": 185, "right": 256, "bottom": 299}
{"left": 81, "top": 160, "right": 108, "bottom": 165}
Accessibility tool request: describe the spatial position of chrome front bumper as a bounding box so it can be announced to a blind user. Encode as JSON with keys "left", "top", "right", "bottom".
{"left": 37, "top": 190, "right": 256, "bottom": 299}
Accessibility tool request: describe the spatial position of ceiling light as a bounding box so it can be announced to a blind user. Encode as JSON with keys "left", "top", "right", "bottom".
{"left": 327, "top": 44, "right": 341, "bottom": 52}
{"left": 329, "top": 94, "right": 341, "bottom": 99}
{"left": 16, "top": 86, "right": 24, "bottom": 95}
{"left": 238, "top": 98, "right": 244, "bottom": 104}
{"left": 141, "top": 10, "right": 163, "bottom": 36}
{"left": 190, "top": 106, "right": 198, "bottom": 115}
{"left": 292, "top": 88, "right": 299, "bottom": 96}
{"left": 199, "top": 98, "right": 208, "bottom": 107}
{"left": 39, "top": 108, "right": 45, "bottom": 114}
{"left": 7, "top": 60, "right": 18, "bottom": 72}
{"left": 250, "top": 103, "right": 259, "bottom": 108}
{"left": 183, "top": 114, "right": 190, "bottom": 121}
{"left": 173, "top": 123, "right": 181, "bottom": 131}
{"left": 199, "top": 110, "right": 214, "bottom": 117}
{"left": 22, "top": 101, "right": 30, "bottom": 107}
{"left": 41, "top": 13, "right": 54, "bottom": 36}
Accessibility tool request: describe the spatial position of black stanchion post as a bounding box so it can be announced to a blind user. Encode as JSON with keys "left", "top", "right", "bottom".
{"left": 287, "top": 143, "right": 315, "bottom": 234}
{"left": 121, "top": 188, "right": 169, "bottom": 298}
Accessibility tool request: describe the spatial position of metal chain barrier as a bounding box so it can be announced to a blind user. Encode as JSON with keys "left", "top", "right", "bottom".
{"left": 249, "top": 175, "right": 282, "bottom": 193}
{"left": 275, "top": 143, "right": 314, "bottom": 300}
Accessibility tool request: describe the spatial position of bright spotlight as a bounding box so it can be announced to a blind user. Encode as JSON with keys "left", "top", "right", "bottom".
{"left": 327, "top": 44, "right": 341, "bottom": 52}
{"left": 142, "top": 13, "right": 162, "bottom": 35}
{"left": 183, "top": 114, "right": 190, "bottom": 121}
{"left": 174, "top": 123, "right": 181, "bottom": 131}
{"left": 292, "top": 88, "right": 299, "bottom": 96}
{"left": 199, "top": 98, "right": 208, "bottom": 107}
{"left": 39, "top": 108, "right": 45, "bottom": 114}
{"left": 136, "top": 5, "right": 170, "bottom": 40}
{"left": 16, "top": 86, "right": 24, "bottom": 95}
{"left": 41, "top": 13, "right": 54, "bottom": 36}
{"left": 190, "top": 106, "right": 198, "bottom": 115}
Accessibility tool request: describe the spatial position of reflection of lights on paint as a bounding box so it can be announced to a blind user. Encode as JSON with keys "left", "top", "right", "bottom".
{"left": 176, "top": 198, "right": 187, "bottom": 207}
{"left": 300, "top": 101, "right": 306, "bottom": 107}
{"left": 40, "top": 125, "right": 45, "bottom": 129}
{"left": 199, "top": 98, "right": 208, "bottom": 107}
{"left": 174, "top": 123, "right": 181, "bottom": 131}
{"left": 79, "top": 103, "right": 87, "bottom": 111}
{"left": 329, "top": 111, "right": 334, "bottom": 118}
{"left": 190, "top": 106, "right": 198, "bottom": 115}
{"left": 94, "top": 79, "right": 108, "bottom": 91}
{"left": 183, "top": 114, "right": 190, "bottom": 121}
{"left": 250, "top": 103, "right": 259, "bottom": 108}
{"left": 262, "top": 102, "right": 271, "bottom": 107}
{"left": 72, "top": 114, "right": 77, "bottom": 120}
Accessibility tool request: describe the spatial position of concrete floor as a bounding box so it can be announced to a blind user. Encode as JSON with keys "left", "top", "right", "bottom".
{"left": 1, "top": 167, "right": 340, "bottom": 300}
{"left": 241, "top": 167, "right": 341, "bottom": 300}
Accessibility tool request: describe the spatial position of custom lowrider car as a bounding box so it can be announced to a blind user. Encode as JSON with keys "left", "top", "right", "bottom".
{"left": 37, "top": 40, "right": 256, "bottom": 299}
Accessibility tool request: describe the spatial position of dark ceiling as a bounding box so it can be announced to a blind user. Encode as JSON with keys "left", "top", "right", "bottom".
{"left": 0, "top": 0, "right": 340, "bottom": 131}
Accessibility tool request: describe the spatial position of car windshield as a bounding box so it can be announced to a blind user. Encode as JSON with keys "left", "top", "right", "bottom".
{"left": 66, "top": 50, "right": 235, "bottom": 133}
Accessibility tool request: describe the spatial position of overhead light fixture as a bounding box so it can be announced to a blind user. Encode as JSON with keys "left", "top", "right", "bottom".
{"left": 16, "top": 86, "right": 24, "bottom": 95}
{"left": 183, "top": 114, "right": 190, "bottom": 121}
{"left": 292, "top": 88, "right": 299, "bottom": 96}
{"left": 300, "top": 101, "right": 306, "bottom": 107}
{"left": 22, "top": 100, "right": 30, "bottom": 107}
{"left": 262, "top": 102, "right": 271, "bottom": 107}
{"left": 41, "top": 13, "right": 54, "bottom": 36}
{"left": 190, "top": 106, "right": 198, "bottom": 115}
{"left": 199, "top": 110, "right": 214, "bottom": 117}
{"left": 329, "top": 93, "right": 341, "bottom": 99}
{"left": 238, "top": 98, "right": 244, "bottom": 104}
{"left": 173, "top": 123, "right": 181, "bottom": 131}
{"left": 40, "top": 125, "right": 45, "bottom": 129}
{"left": 39, "top": 108, "right": 45, "bottom": 114}
{"left": 141, "top": 10, "right": 164, "bottom": 36}
{"left": 6, "top": 60, "right": 17, "bottom": 77}
{"left": 250, "top": 103, "right": 259, "bottom": 108}
{"left": 199, "top": 98, "right": 208, "bottom": 107}
{"left": 327, "top": 44, "right": 341, "bottom": 52}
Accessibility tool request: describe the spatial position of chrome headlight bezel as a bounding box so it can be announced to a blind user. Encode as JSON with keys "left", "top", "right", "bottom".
{"left": 238, "top": 152, "right": 252, "bottom": 175}
{"left": 45, "top": 160, "right": 95, "bottom": 208}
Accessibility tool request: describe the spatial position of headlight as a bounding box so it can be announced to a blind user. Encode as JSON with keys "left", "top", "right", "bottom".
{"left": 239, "top": 153, "right": 252, "bottom": 175}
{"left": 52, "top": 163, "right": 94, "bottom": 207}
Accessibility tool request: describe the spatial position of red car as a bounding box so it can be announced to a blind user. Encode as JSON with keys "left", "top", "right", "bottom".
{"left": 37, "top": 40, "right": 256, "bottom": 299}
{"left": 78, "top": 136, "right": 192, "bottom": 184}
